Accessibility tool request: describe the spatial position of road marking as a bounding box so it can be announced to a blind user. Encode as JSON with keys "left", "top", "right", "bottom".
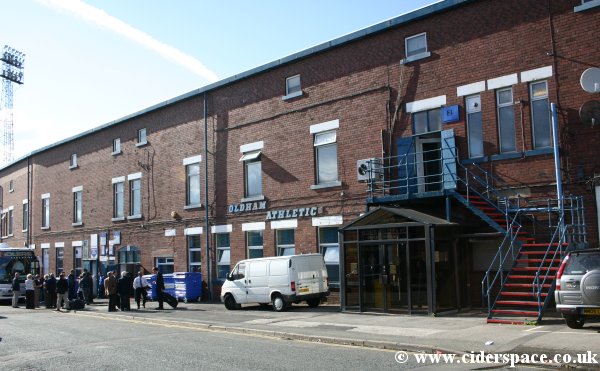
{"left": 524, "top": 325, "right": 596, "bottom": 335}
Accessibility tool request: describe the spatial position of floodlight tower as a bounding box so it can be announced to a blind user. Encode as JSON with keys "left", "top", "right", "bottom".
{"left": 0, "top": 45, "right": 25, "bottom": 164}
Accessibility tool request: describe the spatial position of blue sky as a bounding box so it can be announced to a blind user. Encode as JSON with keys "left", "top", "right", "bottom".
{"left": 1, "top": 0, "right": 437, "bottom": 160}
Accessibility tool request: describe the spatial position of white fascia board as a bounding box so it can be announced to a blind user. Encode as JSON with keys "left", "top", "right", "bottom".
{"left": 184, "top": 227, "right": 203, "bottom": 235}
{"left": 406, "top": 95, "right": 446, "bottom": 113}
{"left": 240, "top": 141, "right": 264, "bottom": 153}
{"left": 310, "top": 119, "right": 339, "bottom": 134}
{"left": 183, "top": 155, "right": 202, "bottom": 165}
{"left": 457, "top": 81, "right": 486, "bottom": 97}
{"left": 211, "top": 224, "right": 233, "bottom": 234}
{"left": 270, "top": 219, "right": 298, "bottom": 229}
{"left": 487, "top": 74, "right": 518, "bottom": 90}
{"left": 520, "top": 65, "right": 553, "bottom": 83}
{"left": 242, "top": 222, "right": 266, "bottom": 231}
{"left": 312, "top": 215, "right": 343, "bottom": 227}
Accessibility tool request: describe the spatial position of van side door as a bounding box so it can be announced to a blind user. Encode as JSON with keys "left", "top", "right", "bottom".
{"left": 229, "top": 262, "right": 248, "bottom": 304}
{"left": 246, "top": 260, "right": 269, "bottom": 303}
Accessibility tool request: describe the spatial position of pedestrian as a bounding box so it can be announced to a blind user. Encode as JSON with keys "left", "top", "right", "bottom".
{"left": 152, "top": 267, "right": 164, "bottom": 310}
{"left": 11, "top": 272, "right": 21, "bottom": 308}
{"left": 56, "top": 272, "right": 70, "bottom": 311}
{"left": 67, "top": 269, "right": 77, "bottom": 301}
{"left": 97, "top": 271, "right": 105, "bottom": 299}
{"left": 117, "top": 271, "right": 132, "bottom": 311}
{"left": 34, "top": 274, "right": 44, "bottom": 308}
{"left": 133, "top": 270, "right": 149, "bottom": 309}
{"left": 25, "top": 274, "right": 35, "bottom": 309}
{"left": 79, "top": 270, "right": 93, "bottom": 304}
{"left": 104, "top": 271, "right": 118, "bottom": 312}
{"left": 45, "top": 273, "right": 57, "bottom": 309}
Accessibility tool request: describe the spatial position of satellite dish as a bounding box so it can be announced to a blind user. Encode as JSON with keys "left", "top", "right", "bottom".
{"left": 579, "top": 100, "right": 600, "bottom": 128}
{"left": 580, "top": 67, "right": 600, "bottom": 93}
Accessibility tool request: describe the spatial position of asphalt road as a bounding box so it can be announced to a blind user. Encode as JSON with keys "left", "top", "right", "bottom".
{"left": 0, "top": 306, "right": 552, "bottom": 371}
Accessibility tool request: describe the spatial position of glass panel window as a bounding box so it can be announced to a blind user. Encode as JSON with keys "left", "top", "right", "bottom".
{"left": 247, "top": 230, "right": 264, "bottom": 259}
{"left": 70, "top": 154, "right": 77, "bottom": 168}
{"left": 73, "top": 190, "right": 82, "bottom": 224}
{"left": 314, "top": 131, "right": 338, "bottom": 184}
{"left": 244, "top": 158, "right": 262, "bottom": 198}
{"left": 412, "top": 108, "right": 441, "bottom": 135}
{"left": 137, "top": 128, "right": 147, "bottom": 145}
{"left": 216, "top": 233, "right": 230, "bottom": 279}
{"left": 286, "top": 75, "right": 301, "bottom": 95}
{"left": 129, "top": 179, "right": 141, "bottom": 216}
{"left": 405, "top": 33, "right": 427, "bottom": 57}
{"left": 188, "top": 235, "right": 201, "bottom": 273}
{"left": 497, "top": 88, "right": 516, "bottom": 153}
{"left": 530, "top": 81, "right": 552, "bottom": 149}
{"left": 186, "top": 163, "right": 201, "bottom": 206}
{"left": 277, "top": 229, "right": 295, "bottom": 256}
{"left": 113, "top": 182, "right": 124, "bottom": 218}
{"left": 22, "top": 201, "right": 29, "bottom": 231}
{"left": 466, "top": 95, "right": 483, "bottom": 158}
{"left": 42, "top": 197, "right": 50, "bottom": 228}
{"left": 56, "top": 247, "right": 64, "bottom": 274}
{"left": 155, "top": 257, "right": 174, "bottom": 274}
{"left": 319, "top": 227, "right": 340, "bottom": 286}
{"left": 113, "top": 138, "right": 121, "bottom": 154}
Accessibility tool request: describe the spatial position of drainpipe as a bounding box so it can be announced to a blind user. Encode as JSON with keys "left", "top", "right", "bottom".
{"left": 551, "top": 103, "right": 564, "bottom": 245}
{"left": 203, "top": 92, "right": 212, "bottom": 300}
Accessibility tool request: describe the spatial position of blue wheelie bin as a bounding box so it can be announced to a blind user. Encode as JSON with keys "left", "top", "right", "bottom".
{"left": 173, "top": 272, "right": 202, "bottom": 302}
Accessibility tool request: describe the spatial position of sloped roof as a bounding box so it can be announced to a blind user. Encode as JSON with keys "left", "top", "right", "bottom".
{"left": 341, "top": 207, "right": 455, "bottom": 229}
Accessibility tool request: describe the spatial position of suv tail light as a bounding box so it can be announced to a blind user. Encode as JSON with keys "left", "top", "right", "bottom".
{"left": 556, "top": 254, "right": 570, "bottom": 290}
{"left": 290, "top": 281, "right": 296, "bottom": 292}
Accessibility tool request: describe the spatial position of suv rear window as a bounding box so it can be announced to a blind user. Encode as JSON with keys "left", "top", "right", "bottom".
{"left": 564, "top": 252, "right": 600, "bottom": 275}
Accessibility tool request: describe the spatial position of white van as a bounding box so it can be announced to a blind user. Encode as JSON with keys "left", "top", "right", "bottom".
{"left": 220, "top": 254, "right": 329, "bottom": 311}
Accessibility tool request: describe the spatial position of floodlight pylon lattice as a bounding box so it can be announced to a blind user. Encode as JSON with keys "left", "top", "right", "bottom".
{"left": 0, "top": 45, "right": 25, "bottom": 164}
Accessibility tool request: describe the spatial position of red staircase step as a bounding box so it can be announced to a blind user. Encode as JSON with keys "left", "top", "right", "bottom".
{"left": 522, "top": 243, "right": 568, "bottom": 247}
{"left": 490, "top": 309, "right": 539, "bottom": 316}
{"left": 487, "top": 318, "right": 527, "bottom": 325}
{"left": 513, "top": 267, "right": 558, "bottom": 271}
{"left": 507, "top": 275, "right": 554, "bottom": 279}
{"left": 495, "top": 300, "right": 542, "bottom": 307}
{"left": 504, "top": 283, "right": 551, "bottom": 288}
{"left": 519, "top": 251, "right": 557, "bottom": 255}
{"left": 515, "top": 259, "right": 561, "bottom": 263}
{"left": 500, "top": 292, "right": 548, "bottom": 297}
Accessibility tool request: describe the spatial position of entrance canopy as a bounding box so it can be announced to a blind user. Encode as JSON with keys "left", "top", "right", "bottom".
{"left": 341, "top": 207, "right": 455, "bottom": 230}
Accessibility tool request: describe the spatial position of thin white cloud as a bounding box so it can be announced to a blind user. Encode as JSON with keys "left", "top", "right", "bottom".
{"left": 36, "top": 0, "right": 219, "bottom": 83}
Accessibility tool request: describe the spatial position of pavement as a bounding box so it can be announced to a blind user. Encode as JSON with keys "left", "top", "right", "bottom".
{"left": 9, "top": 298, "right": 600, "bottom": 369}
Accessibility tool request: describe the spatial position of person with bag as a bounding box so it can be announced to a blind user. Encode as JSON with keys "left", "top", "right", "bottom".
{"left": 133, "top": 270, "right": 149, "bottom": 309}
{"left": 152, "top": 267, "right": 164, "bottom": 310}
{"left": 104, "top": 271, "right": 118, "bottom": 312}
{"left": 11, "top": 272, "right": 21, "bottom": 308}
{"left": 56, "top": 272, "right": 70, "bottom": 311}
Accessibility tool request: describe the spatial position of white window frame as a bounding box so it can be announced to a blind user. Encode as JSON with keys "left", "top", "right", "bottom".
{"left": 22, "top": 199, "right": 28, "bottom": 232}
{"left": 283, "top": 74, "right": 302, "bottom": 100}
{"left": 128, "top": 178, "right": 142, "bottom": 219}
{"left": 69, "top": 153, "right": 77, "bottom": 169}
{"left": 313, "top": 130, "right": 339, "bottom": 187}
{"left": 240, "top": 142, "right": 264, "bottom": 201}
{"left": 215, "top": 232, "right": 231, "bottom": 280}
{"left": 187, "top": 234, "right": 201, "bottom": 273}
{"left": 276, "top": 229, "right": 295, "bottom": 256}
{"left": 1, "top": 206, "right": 14, "bottom": 238}
{"left": 41, "top": 194, "right": 50, "bottom": 229}
{"left": 403, "top": 32, "right": 431, "bottom": 63}
{"left": 8, "top": 180, "right": 13, "bottom": 192}
{"left": 155, "top": 257, "right": 174, "bottom": 274}
{"left": 530, "top": 80, "right": 552, "bottom": 149}
{"left": 184, "top": 155, "right": 202, "bottom": 208}
{"left": 136, "top": 128, "right": 148, "bottom": 146}
{"left": 246, "top": 230, "right": 264, "bottom": 259}
{"left": 112, "top": 177, "right": 125, "bottom": 221}
{"left": 497, "top": 87, "right": 517, "bottom": 153}
{"left": 72, "top": 186, "right": 83, "bottom": 225}
{"left": 466, "top": 94, "right": 484, "bottom": 158}
{"left": 112, "top": 138, "right": 121, "bottom": 155}
{"left": 319, "top": 226, "right": 340, "bottom": 286}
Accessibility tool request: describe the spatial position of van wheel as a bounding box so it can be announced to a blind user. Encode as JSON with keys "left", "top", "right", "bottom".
{"left": 563, "top": 314, "right": 585, "bottom": 329}
{"left": 307, "top": 298, "right": 320, "bottom": 308}
{"left": 224, "top": 295, "right": 238, "bottom": 310}
{"left": 272, "top": 294, "right": 287, "bottom": 312}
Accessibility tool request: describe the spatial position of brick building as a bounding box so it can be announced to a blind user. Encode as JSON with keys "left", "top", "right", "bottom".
{"left": 1, "top": 0, "right": 599, "bottom": 322}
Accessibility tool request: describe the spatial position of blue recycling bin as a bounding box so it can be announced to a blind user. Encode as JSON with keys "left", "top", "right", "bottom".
{"left": 143, "top": 273, "right": 175, "bottom": 300}
{"left": 173, "top": 272, "right": 202, "bottom": 302}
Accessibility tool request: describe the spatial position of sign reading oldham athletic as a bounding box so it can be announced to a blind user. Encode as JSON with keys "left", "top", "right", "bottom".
{"left": 228, "top": 201, "right": 267, "bottom": 213}
{"left": 266, "top": 206, "right": 323, "bottom": 220}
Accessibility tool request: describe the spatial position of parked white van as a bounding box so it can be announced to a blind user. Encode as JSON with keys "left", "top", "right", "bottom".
{"left": 220, "top": 254, "right": 329, "bottom": 311}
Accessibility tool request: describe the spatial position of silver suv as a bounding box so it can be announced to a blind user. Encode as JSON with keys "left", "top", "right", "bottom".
{"left": 555, "top": 248, "right": 600, "bottom": 329}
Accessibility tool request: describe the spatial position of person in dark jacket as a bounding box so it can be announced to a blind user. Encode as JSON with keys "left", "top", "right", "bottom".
{"left": 117, "top": 271, "right": 132, "bottom": 311}
{"left": 79, "top": 271, "right": 93, "bottom": 304}
{"left": 104, "top": 271, "right": 118, "bottom": 312}
{"left": 67, "top": 269, "right": 77, "bottom": 300}
{"left": 12, "top": 272, "right": 21, "bottom": 308}
{"left": 152, "top": 267, "right": 164, "bottom": 310}
{"left": 45, "top": 273, "right": 57, "bottom": 308}
{"left": 56, "top": 272, "right": 70, "bottom": 311}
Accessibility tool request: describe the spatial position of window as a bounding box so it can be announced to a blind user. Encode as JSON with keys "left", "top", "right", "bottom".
{"left": 413, "top": 108, "right": 441, "bottom": 135}
{"left": 155, "top": 257, "right": 174, "bottom": 274}
{"left": 530, "top": 81, "right": 552, "bottom": 149}
{"left": 112, "top": 138, "right": 121, "bottom": 154}
{"left": 466, "top": 95, "right": 484, "bottom": 158}
{"left": 285, "top": 75, "right": 302, "bottom": 98}
{"left": 1, "top": 208, "right": 13, "bottom": 237}
{"left": 216, "top": 233, "right": 231, "bottom": 280}
{"left": 56, "top": 247, "right": 64, "bottom": 274}
{"left": 22, "top": 200, "right": 28, "bottom": 232}
{"left": 187, "top": 235, "right": 201, "bottom": 273}
{"left": 113, "top": 181, "right": 124, "bottom": 219}
{"left": 69, "top": 153, "right": 77, "bottom": 168}
{"left": 137, "top": 128, "right": 147, "bottom": 146}
{"left": 129, "top": 178, "right": 141, "bottom": 217}
{"left": 74, "top": 246, "right": 83, "bottom": 277}
{"left": 319, "top": 227, "right": 340, "bottom": 286}
{"left": 497, "top": 88, "right": 516, "bottom": 153}
{"left": 73, "top": 188, "right": 83, "bottom": 224}
{"left": 405, "top": 33, "right": 427, "bottom": 58}
{"left": 241, "top": 153, "right": 262, "bottom": 198}
{"left": 186, "top": 163, "right": 201, "bottom": 207}
{"left": 314, "top": 130, "right": 338, "bottom": 184}
{"left": 277, "top": 229, "right": 295, "bottom": 256}
{"left": 9, "top": 180, "right": 13, "bottom": 192}
{"left": 42, "top": 195, "right": 50, "bottom": 229}
{"left": 247, "top": 230, "right": 264, "bottom": 259}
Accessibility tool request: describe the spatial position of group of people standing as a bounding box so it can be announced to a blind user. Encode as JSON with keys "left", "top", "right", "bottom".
{"left": 12, "top": 267, "right": 164, "bottom": 312}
